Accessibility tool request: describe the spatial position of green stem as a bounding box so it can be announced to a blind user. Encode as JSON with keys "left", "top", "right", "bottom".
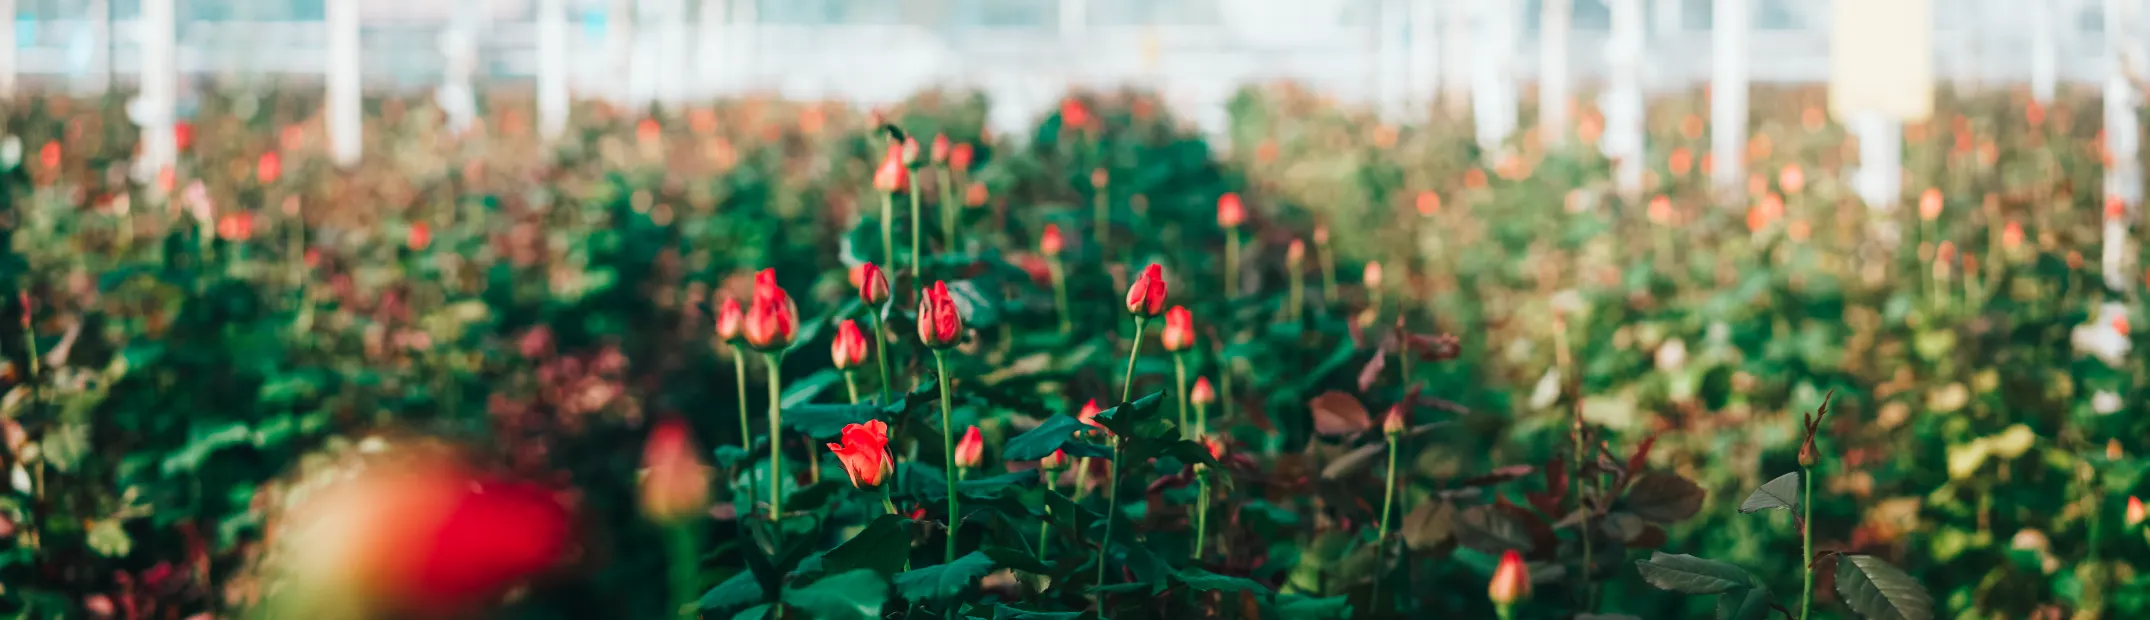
{"left": 909, "top": 180, "right": 924, "bottom": 274}
{"left": 1095, "top": 182, "right": 1110, "bottom": 248}
{"left": 1288, "top": 267, "right": 1303, "bottom": 322}
{"left": 1194, "top": 468, "right": 1211, "bottom": 560}
{"left": 1073, "top": 455, "right": 1092, "bottom": 501}
{"left": 1051, "top": 259, "right": 1071, "bottom": 335}
{"left": 1224, "top": 233, "right": 1239, "bottom": 300}
{"left": 883, "top": 484, "right": 899, "bottom": 516}
{"left": 844, "top": 370, "right": 860, "bottom": 405}
{"left": 866, "top": 310, "right": 892, "bottom": 405}
{"left": 766, "top": 354, "right": 786, "bottom": 524}
{"left": 1496, "top": 603, "right": 1516, "bottom": 620}
{"left": 1040, "top": 471, "right": 1057, "bottom": 558}
{"left": 733, "top": 349, "right": 755, "bottom": 516}
{"left": 1320, "top": 243, "right": 1337, "bottom": 304}
{"left": 1194, "top": 401, "right": 1208, "bottom": 440}
{"left": 935, "top": 350, "right": 959, "bottom": 563}
{"left": 881, "top": 192, "right": 896, "bottom": 278}
{"left": 938, "top": 167, "right": 956, "bottom": 252}
{"left": 666, "top": 524, "right": 699, "bottom": 620}
{"left": 1100, "top": 317, "right": 1146, "bottom": 586}
{"left": 1174, "top": 354, "right": 1189, "bottom": 439}
{"left": 1374, "top": 434, "right": 1399, "bottom": 611}
{"left": 1800, "top": 467, "right": 1814, "bottom": 620}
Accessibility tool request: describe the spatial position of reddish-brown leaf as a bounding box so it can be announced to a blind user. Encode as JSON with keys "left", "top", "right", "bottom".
{"left": 1309, "top": 391, "right": 1372, "bottom": 436}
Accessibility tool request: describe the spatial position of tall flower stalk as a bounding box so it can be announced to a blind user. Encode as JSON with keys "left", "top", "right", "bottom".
{"left": 1161, "top": 306, "right": 1194, "bottom": 437}
{"left": 919, "top": 280, "right": 967, "bottom": 562}
{"left": 745, "top": 269, "right": 800, "bottom": 524}
{"left": 1194, "top": 436, "right": 1222, "bottom": 559}
{"left": 874, "top": 142, "right": 908, "bottom": 275}
{"left": 1038, "top": 449, "right": 1070, "bottom": 557}
{"left": 1101, "top": 264, "right": 1168, "bottom": 585}
{"left": 833, "top": 320, "right": 868, "bottom": 404}
{"left": 1041, "top": 225, "right": 1070, "bottom": 334}
{"left": 1092, "top": 168, "right": 1111, "bottom": 248}
{"left": 932, "top": 135, "right": 958, "bottom": 252}
{"left": 905, "top": 136, "right": 925, "bottom": 272}
{"left": 852, "top": 263, "right": 894, "bottom": 404}
{"left": 1796, "top": 395, "right": 1830, "bottom": 620}
{"left": 1217, "top": 193, "right": 1244, "bottom": 300}
{"left": 640, "top": 418, "right": 712, "bottom": 620}
{"left": 1286, "top": 239, "right": 1306, "bottom": 322}
{"left": 1315, "top": 226, "right": 1337, "bottom": 304}
{"left": 715, "top": 297, "right": 753, "bottom": 511}
{"left": 1372, "top": 404, "right": 1406, "bottom": 610}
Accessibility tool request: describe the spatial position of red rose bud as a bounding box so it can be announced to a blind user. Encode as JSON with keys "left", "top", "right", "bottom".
{"left": 1039, "top": 449, "right": 1071, "bottom": 471}
{"left": 1161, "top": 306, "right": 1195, "bottom": 352}
{"left": 1190, "top": 377, "right": 1216, "bottom": 406}
{"left": 827, "top": 420, "right": 892, "bottom": 489}
{"left": 1383, "top": 404, "right": 1407, "bottom": 436}
{"left": 930, "top": 134, "right": 950, "bottom": 164}
{"left": 2002, "top": 221, "right": 2024, "bottom": 250}
{"left": 1364, "top": 261, "right": 1384, "bottom": 289}
{"left": 715, "top": 297, "right": 744, "bottom": 341}
{"left": 965, "top": 181, "right": 989, "bottom": 207}
{"left": 258, "top": 152, "right": 282, "bottom": 184}
{"left": 851, "top": 262, "right": 891, "bottom": 306}
{"left": 38, "top": 141, "right": 59, "bottom": 171}
{"left": 954, "top": 426, "right": 984, "bottom": 469}
{"left": 174, "top": 121, "right": 194, "bottom": 151}
{"left": 1091, "top": 168, "right": 1109, "bottom": 187}
{"left": 1313, "top": 226, "right": 1329, "bottom": 246}
{"left": 744, "top": 269, "right": 800, "bottom": 351}
{"left": 217, "top": 212, "right": 256, "bottom": 242}
{"left": 901, "top": 136, "right": 922, "bottom": 166}
{"left": 1060, "top": 98, "right": 1092, "bottom": 129}
{"left": 917, "top": 280, "right": 964, "bottom": 349}
{"left": 832, "top": 320, "right": 869, "bottom": 370}
{"left": 873, "top": 143, "right": 909, "bottom": 193}
{"left": 1287, "top": 239, "right": 1306, "bottom": 266}
{"left": 1125, "top": 264, "right": 1168, "bottom": 317}
{"left": 1040, "top": 224, "right": 1065, "bottom": 257}
{"left": 2128, "top": 496, "right": 2146, "bottom": 527}
{"left": 640, "top": 417, "right": 712, "bottom": 523}
{"left": 408, "top": 222, "right": 432, "bottom": 251}
{"left": 1203, "top": 436, "right": 1226, "bottom": 460}
{"left": 1217, "top": 193, "right": 1245, "bottom": 228}
{"left": 949, "top": 143, "right": 974, "bottom": 173}
{"left": 1488, "top": 549, "right": 1532, "bottom": 606}
{"left": 1077, "top": 399, "right": 1105, "bottom": 433}
{"left": 1919, "top": 188, "right": 1943, "bottom": 221}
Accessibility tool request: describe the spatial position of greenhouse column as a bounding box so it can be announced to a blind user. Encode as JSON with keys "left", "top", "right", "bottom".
{"left": 1440, "top": 0, "right": 1471, "bottom": 117}
{"left": 2105, "top": 0, "right": 2143, "bottom": 290}
{"left": 327, "top": 0, "right": 362, "bottom": 168}
{"left": 1830, "top": 0, "right": 1930, "bottom": 210}
{"left": 136, "top": 0, "right": 175, "bottom": 183}
{"left": 2031, "top": 0, "right": 2056, "bottom": 104}
{"left": 539, "top": 0, "right": 571, "bottom": 140}
{"left": 607, "top": 0, "right": 636, "bottom": 106}
{"left": 1539, "top": 0, "right": 1569, "bottom": 145}
{"left": 1711, "top": 0, "right": 1748, "bottom": 192}
{"left": 698, "top": 0, "right": 726, "bottom": 97}
{"left": 1061, "top": 0, "right": 1086, "bottom": 37}
{"left": 1469, "top": 0, "right": 1516, "bottom": 154}
{"left": 1604, "top": 0, "right": 1645, "bottom": 197}
{"left": 85, "top": 0, "right": 111, "bottom": 94}
{"left": 438, "top": 3, "right": 480, "bottom": 134}
{"left": 1408, "top": 0, "right": 1439, "bottom": 116}
{"left": 0, "top": 0, "right": 14, "bottom": 99}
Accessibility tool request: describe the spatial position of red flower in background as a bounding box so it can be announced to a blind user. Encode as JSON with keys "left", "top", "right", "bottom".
{"left": 949, "top": 143, "right": 975, "bottom": 173}
{"left": 851, "top": 262, "right": 891, "bottom": 306}
{"left": 714, "top": 297, "right": 744, "bottom": 342}
{"left": 640, "top": 417, "right": 711, "bottom": 523}
{"left": 744, "top": 269, "right": 799, "bottom": 351}
{"left": 1217, "top": 193, "right": 1245, "bottom": 228}
{"left": 216, "top": 212, "right": 255, "bottom": 242}
{"left": 930, "top": 134, "right": 951, "bottom": 165}
{"left": 1039, "top": 449, "right": 1071, "bottom": 471}
{"left": 917, "top": 280, "right": 964, "bottom": 349}
{"left": 173, "top": 121, "right": 194, "bottom": 151}
{"left": 1919, "top": 189, "right": 1944, "bottom": 221}
{"left": 1125, "top": 264, "right": 1167, "bottom": 317}
{"left": 832, "top": 320, "right": 869, "bottom": 371}
{"left": 1189, "top": 377, "right": 1215, "bottom": 406}
{"left": 1040, "top": 224, "right": 1065, "bottom": 257}
{"left": 39, "top": 141, "right": 59, "bottom": 171}
{"left": 1488, "top": 549, "right": 1532, "bottom": 606}
{"left": 827, "top": 421, "right": 892, "bottom": 489}
{"left": 954, "top": 426, "right": 984, "bottom": 469}
{"left": 1060, "top": 98, "right": 1092, "bottom": 130}
{"left": 1161, "top": 306, "right": 1194, "bottom": 352}
{"left": 1077, "top": 399, "right": 1105, "bottom": 434}
{"left": 408, "top": 222, "right": 432, "bottom": 251}
{"left": 873, "top": 143, "right": 909, "bottom": 193}
{"left": 258, "top": 152, "right": 282, "bottom": 184}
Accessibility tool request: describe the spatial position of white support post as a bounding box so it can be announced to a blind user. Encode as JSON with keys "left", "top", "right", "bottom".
{"left": 2105, "top": 0, "right": 2142, "bottom": 291}
{"left": 86, "top": 0, "right": 111, "bottom": 94}
{"left": 2031, "top": 0, "right": 2056, "bottom": 104}
{"left": 697, "top": 0, "right": 726, "bottom": 97}
{"left": 0, "top": 0, "right": 15, "bottom": 100}
{"left": 539, "top": 0, "right": 571, "bottom": 140}
{"left": 1605, "top": 0, "right": 1646, "bottom": 196}
{"left": 1852, "top": 113, "right": 1901, "bottom": 209}
{"left": 656, "top": 0, "right": 689, "bottom": 105}
{"left": 730, "top": 0, "right": 757, "bottom": 94}
{"left": 607, "top": 0, "right": 636, "bottom": 107}
{"left": 1440, "top": 0, "right": 1472, "bottom": 117}
{"left": 135, "top": 0, "right": 175, "bottom": 183}
{"left": 1469, "top": 0, "right": 1517, "bottom": 154}
{"left": 1408, "top": 0, "right": 1439, "bottom": 117}
{"left": 1711, "top": 0, "right": 1748, "bottom": 192}
{"left": 1061, "top": 0, "right": 1087, "bottom": 38}
{"left": 1539, "top": 0, "right": 1570, "bottom": 145}
{"left": 327, "top": 0, "right": 362, "bottom": 168}
{"left": 1378, "top": 0, "right": 1410, "bottom": 122}
{"left": 438, "top": 3, "right": 480, "bottom": 135}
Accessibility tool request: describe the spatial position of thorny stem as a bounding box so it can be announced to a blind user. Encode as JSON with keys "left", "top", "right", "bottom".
{"left": 1553, "top": 316, "right": 1592, "bottom": 612}
{"left": 1800, "top": 467, "right": 1814, "bottom": 620}
{"left": 935, "top": 351, "right": 960, "bottom": 563}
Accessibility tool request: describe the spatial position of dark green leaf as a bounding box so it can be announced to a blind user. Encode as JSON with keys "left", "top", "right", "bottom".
{"left": 732, "top": 603, "right": 772, "bottom": 620}
{"left": 991, "top": 605, "right": 1089, "bottom": 620}
{"left": 1739, "top": 472, "right": 1801, "bottom": 514}
{"left": 1003, "top": 415, "right": 1110, "bottom": 462}
{"left": 820, "top": 515, "right": 914, "bottom": 578}
{"left": 700, "top": 571, "right": 768, "bottom": 612}
{"left": 782, "top": 569, "right": 887, "bottom": 620}
{"left": 1716, "top": 585, "right": 1774, "bottom": 620}
{"left": 784, "top": 480, "right": 844, "bottom": 512}
{"left": 783, "top": 403, "right": 880, "bottom": 438}
{"left": 1091, "top": 391, "right": 1167, "bottom": 439}
{"left": 1172, "top": 568, "right": 1268, "bottom": 594}
{"left": 1834, "top": 555, "right": 1934, "bottom": 620}
{"left": 893, "top": 551, "right": 995, "bottom": 601}
{"left": 780, "top": 369, "right": 843, "bottom": 408}
{"left": 1274, "top": 594, "right": 1353, "bottom": 618}
{"left": 1634, "top": 552, "right": 1753, "bottom": 595}
{"left": 1625, "top": 473, "right": 1707, "bottom": 523}
{"left": 981, "top": 546, "right": 1053, "bottom": 574}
